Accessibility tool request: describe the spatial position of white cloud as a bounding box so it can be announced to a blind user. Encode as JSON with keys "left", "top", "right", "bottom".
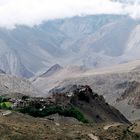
{"left": 0, "top": 0, "right": 140, "bottom": 28}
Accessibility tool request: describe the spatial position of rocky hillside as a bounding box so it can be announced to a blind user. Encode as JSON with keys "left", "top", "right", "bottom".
{"left": 58, "top": 72, "right": 140, "bottom": 120}
{"left": 49, "top": 85, "right": 130, "bottom": 124}
{"left": 0, "top": 74, "right": 38, "bottom": 96}
{"left": 34, "top": 61, "right": 140, "bottom": 120}
{"left": 0, "top": 111, "right": 139, "bottom": 140}
{"left": 117, "top": 81, "right": 140, "bottom": 108}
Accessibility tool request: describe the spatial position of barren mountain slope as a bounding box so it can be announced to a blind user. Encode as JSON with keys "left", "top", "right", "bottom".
{"left": 1, "top": 15, "right": 140, "bottom": 77}
{"left": 49, "top": 85, "right": 130, "bottom": 124}
{"left": 33, "top": 60, "right": 140, "bottom": 120}
{"left": 0, "top": 74, "right": 38, "bottom": 96}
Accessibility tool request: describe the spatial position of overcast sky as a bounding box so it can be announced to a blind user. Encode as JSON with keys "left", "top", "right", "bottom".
{"left": 0, "top": 0, "right": 140, "bottom": 29}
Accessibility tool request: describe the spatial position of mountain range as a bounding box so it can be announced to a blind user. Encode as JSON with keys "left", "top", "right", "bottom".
{"left": 0, "top": 13, "right": 140, "bottom": 121}
{"left": 1, "top": 14, "right": 140, "bottom": 77}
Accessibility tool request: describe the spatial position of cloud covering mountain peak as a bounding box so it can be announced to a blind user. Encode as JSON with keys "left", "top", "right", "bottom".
{"left": 0, "top": 0, "right": 140, "bottom": 29}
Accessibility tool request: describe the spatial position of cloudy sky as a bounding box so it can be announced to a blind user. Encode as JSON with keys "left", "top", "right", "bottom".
{"left": 0, "top": 0, "right": 140, "bottom": 28}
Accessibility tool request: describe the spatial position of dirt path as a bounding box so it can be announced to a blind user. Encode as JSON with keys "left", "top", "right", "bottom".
{"left": 87, "top": 134, "right": 100, "bottom": 140}
{"left": 0, "top": 110, "right": 12, "bottom": 116}
{"left": 103, "top": 123, "right": 122, "bottom": 130}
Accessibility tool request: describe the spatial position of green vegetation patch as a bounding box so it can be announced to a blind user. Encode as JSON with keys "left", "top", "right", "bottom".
{"left": 19, "top": 105, "right": 88, "bottom": 123}
{"left": 0, "top": 102, "right": 13, "bottom": 109}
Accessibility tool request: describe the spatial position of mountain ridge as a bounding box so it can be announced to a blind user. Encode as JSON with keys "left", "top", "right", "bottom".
{"left": 0, "top": 14, "right": 138, "bottom": 77}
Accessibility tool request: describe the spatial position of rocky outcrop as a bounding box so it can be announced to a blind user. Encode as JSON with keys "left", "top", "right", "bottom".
{"left": 0, "top": 74, "right": 38, "bottom": 97}
{"left": 117, "top": 81, "right": 140, "bottom": 108}
{"left": 49, "top": 85, "right": 130, "bottom": 124}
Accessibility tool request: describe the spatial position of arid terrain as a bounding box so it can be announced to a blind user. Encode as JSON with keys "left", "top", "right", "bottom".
{"left": 0, "top": 111, "right": 139, "bottom": 140}
{"left": 0, "top": 2, "right": 140, "bottom": 139}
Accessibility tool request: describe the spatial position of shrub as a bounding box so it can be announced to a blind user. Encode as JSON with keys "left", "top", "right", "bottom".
{"left": 0, "top": 102, "right": 13, "bottom": 110}
{"left": 19, "top": 105, "right": 88, "bottom": 123}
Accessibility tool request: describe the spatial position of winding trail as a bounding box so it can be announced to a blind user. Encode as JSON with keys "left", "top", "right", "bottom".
{"left": 103, "top": 123, "right": 123, "bottom": 130}
{"left": 87, "top": 134, "right": 100, "bottom": 140}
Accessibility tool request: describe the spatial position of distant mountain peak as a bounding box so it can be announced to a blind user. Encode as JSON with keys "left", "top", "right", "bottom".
{"left": 40, "top": 64, "right": 63, "bottom": 78}
{"left": 0, "top": 69, "right": 5, "bottom": 74}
